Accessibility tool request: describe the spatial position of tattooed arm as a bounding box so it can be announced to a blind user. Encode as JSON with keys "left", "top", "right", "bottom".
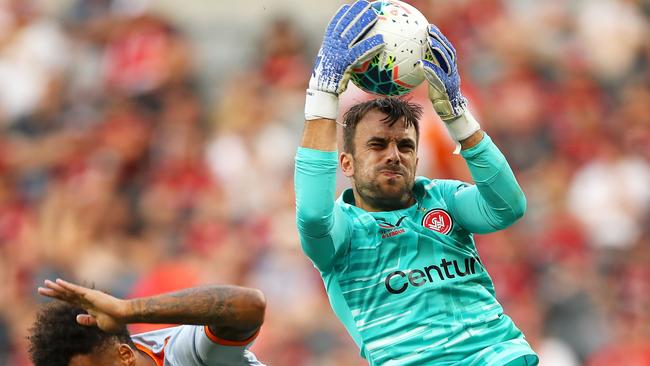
{"left": 127, "top": 284, "right": 265, "bottom": 341}
{"left": 38, "top": 279, "right": 266, "bottom": 341}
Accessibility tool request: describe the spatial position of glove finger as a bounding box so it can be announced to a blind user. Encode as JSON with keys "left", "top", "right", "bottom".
{"left": 342, "top": 7, "right": 379, "bottom": 46}
{"left": 334, "top": 0, "right": 371, "bottom": 36}
{"left": 427, "top": 35, "right": 455, "bottom": 68}
{"left": 350, "top": 34, "right": 384, "bottom": 65}
{"left": 326, "top": 4, "right": 351, "bottom": 36}
{"left": 427, "top": 37, "right": 452, "bottom": 75}
{"left": 427, "top": 24, "right": 456, "bottom": 63}
{"left": 418, "top": 59, "right": 446, "bottom": 92}
{"left": 338, "top": 72, "right": 352, "bottom": 94}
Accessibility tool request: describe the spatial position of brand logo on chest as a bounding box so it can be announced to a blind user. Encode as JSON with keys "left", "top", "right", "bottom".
{"left": 422, "top": 209, "right": 453, "bottom": 235}
{"left": 377, "top": 216, "right": 407, "bottom": 239}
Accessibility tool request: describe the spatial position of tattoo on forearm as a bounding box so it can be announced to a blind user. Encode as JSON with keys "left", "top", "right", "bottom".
{"left": 130, "top": 286, "right": 242, "bottom": 326}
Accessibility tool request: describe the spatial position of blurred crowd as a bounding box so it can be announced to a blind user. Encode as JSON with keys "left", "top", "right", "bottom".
{"left": 0, "top": 0, "right": 648, "bottom": 365}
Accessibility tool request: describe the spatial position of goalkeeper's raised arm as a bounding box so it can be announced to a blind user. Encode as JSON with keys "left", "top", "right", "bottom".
{"left": 296, "top": 0, "right": 384, "bottom": 270}
{"left": 417, "top": 24, "right": 527, "bottom": 233}
{"left": 301, "top": 1, "right": 384, "bottom": 150}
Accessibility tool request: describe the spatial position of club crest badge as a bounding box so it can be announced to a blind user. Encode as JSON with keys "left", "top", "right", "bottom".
{"left": 422, "top": 209, "right": 453, "bottom": 235}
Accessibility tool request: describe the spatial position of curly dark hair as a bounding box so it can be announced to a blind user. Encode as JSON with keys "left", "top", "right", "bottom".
{"left": 28, "top": 301, "right": 133, "bottom": 366}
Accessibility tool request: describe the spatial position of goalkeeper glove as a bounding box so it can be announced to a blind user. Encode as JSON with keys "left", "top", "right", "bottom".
{"left": 305, "top": 0, "right": 384, "bottom": 120}
{"left": 418, "top": 24, "right": 480, "bottom": 142}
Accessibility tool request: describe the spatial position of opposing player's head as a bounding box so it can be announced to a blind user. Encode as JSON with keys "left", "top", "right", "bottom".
{"left": 340, "top": 97, "right": 422, "bottom": 211}
{"left": 28, "top": 301, "right": 136, "bottom": 366}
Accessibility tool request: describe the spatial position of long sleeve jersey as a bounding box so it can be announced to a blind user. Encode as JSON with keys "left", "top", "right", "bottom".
{"left": 295, "top": 134, "right": 538, "bottom": 366}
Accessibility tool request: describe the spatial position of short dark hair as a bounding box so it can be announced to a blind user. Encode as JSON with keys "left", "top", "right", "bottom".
{"left": 342, "top": 97, "right": 422, "bottom": 153}
{"left": 28, "top": 301, "right": 133, "bottom": 366}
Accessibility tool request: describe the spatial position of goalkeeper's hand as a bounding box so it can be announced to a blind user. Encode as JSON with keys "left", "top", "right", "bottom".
{"left": 305, "top": 0, "right": 384, "bottom": 120}
{"left": 418, "top": 25, "right": 480, "bottom": 142}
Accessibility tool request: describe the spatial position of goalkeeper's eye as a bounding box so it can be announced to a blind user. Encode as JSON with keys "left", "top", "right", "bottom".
{"left": 399, "top": 143, "right": 415, "bottom": 153}
{"left": 367, "top": 137, "right": 388, "bottom": 150}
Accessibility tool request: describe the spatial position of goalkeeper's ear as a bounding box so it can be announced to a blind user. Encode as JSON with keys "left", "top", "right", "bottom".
{"left": 340, "top": 152, "right": 355, "bottom": 178}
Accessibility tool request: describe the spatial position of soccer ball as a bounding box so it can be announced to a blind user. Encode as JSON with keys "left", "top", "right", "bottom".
{"left": 350, "top": 0, "right": 433, "bottom": 96}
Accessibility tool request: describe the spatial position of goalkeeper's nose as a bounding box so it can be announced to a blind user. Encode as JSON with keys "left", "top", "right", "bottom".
{"left": 385, "top": 143, "right": 402, "bottom": 164}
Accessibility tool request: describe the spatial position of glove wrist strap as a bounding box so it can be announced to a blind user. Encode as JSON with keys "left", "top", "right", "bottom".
{"left": 305, "top": 89, "right": 339, "bottom": 120}
{"left": 445, "top": 109, "right": 481, "bottom": 142}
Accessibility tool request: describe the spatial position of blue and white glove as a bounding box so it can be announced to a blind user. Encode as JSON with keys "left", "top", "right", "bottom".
{"left": 418, "top": 25, "right": 480, "bottom": 142}
{"left": 305, "top": 0, "right": 384, "bottom": 120}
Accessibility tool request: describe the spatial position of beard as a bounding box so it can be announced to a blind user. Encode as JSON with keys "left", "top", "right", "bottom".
{"left": 353, "top": 163, "right": 415, "bottom": 211}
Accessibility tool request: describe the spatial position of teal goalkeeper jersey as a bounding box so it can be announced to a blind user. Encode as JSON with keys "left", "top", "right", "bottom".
{"left": 295, "top": 134, "right": 538, "bottom": 366}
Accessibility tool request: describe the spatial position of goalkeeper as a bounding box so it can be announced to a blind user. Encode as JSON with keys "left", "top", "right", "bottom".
{"left": 295, "top": 1, "right": 539, "bottom": 365}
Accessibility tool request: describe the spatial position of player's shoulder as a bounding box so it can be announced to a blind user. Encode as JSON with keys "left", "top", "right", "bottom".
{"left": 334, "top": 189, "right": 378, "bottom": 232}
{"left": 131, "top": 325, "right": 186, "bottom": 353}
{"left": 415, "top": 176, "right": 470, "bottom": 197}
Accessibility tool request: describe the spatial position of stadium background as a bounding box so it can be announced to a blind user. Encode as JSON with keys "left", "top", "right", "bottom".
{"left": 0, "top": 0, "right": 648, "bottom": 364}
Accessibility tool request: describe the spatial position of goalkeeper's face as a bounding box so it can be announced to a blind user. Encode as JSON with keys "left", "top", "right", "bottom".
{"left": 342, "top": 111, "right": 418, "bottom": 211}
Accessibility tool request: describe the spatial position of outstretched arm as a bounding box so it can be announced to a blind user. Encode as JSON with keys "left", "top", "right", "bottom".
{"left": 419, "top": 25, "right": 525, "bottom": 233}
{"left": 38, "top": 279, "right": 266, "bottom": 342}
